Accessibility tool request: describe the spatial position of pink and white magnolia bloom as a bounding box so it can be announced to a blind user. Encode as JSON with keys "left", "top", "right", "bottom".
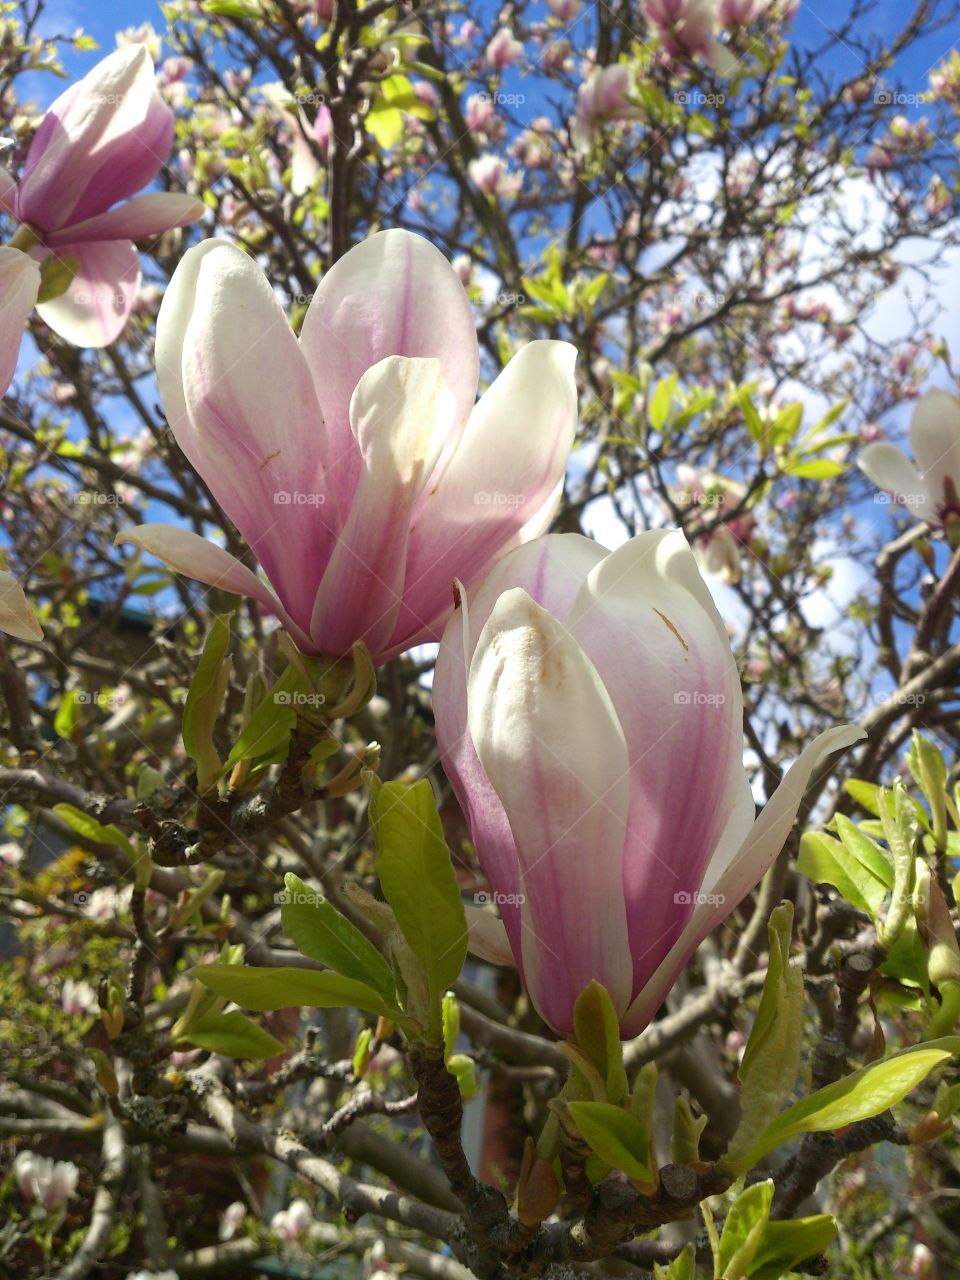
{"left": 120, "top": 230, "right": 576, "bottom": 664}
{"left": 571, "top": 64, "right": 637, "bottom": 152}
{"left": 435, "top": 530, "right": 861, "bottom": 1036}
{"left": 0, "top": 46, "right": 204, "bottom": 346}
{"left": 486, "top": 27, "right": 524, "bottom": 68}
{"left": 645, "top": 0, "right": 717, "bottom": 58}
{"left": 271, "top": 1197, "right": 312, "bottom": 1241}
{"left": 13, "top": 1151, "right": 79, "bottom": 1212}
{"left": 859, "top": 388, "right": 960, "bottom": 526}
{"left": 0, "top": 248, "right": 40, "bottom": 394}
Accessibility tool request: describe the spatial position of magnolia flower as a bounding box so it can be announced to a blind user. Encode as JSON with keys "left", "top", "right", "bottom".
{"left": 571, "top": 64, "right": 636, "bottom": 151}
{"left": 465, "top": 92, "right": 495, "bottom": 134}
{"left": 547, "top": 0, "right": 583, "bottom": 18}
{"left": 262, "top": 83, "right": 332, "bottom": 195}
{"left": 0, "top": 841, "right": 23, "bottom": 869}
{"left": 0, "top": 46, "right": 204, "bottom": 346}
{"left": 486, "top": 27, "right": 523, "bottom": 68}
{"left": 859, "top": 389, "right": 960, "bottom": 525}
{"left": 13, "top": 1151, "right": 79, "bottom": 1211}
{"left": 61, "top": 976, "right": 97, "bottom": 1017}
{"left": 434, "top": 530, "right": 861, "bottom": 1036}
{"left": 0, "top": 570, "right": 42, "bottom": 640}
{"left": 645, "top": 0, "right": 717, "bottom": 58}
{"left": 272, "top": 1197, "right": 312, "bottom": 1241}
{"left": 219, "top": 1200, "right": 246, "bottom": 1241}
{"left": 119, "top": 230, "right": 575, "bottom": 664}
{"left": 0, "top": 247, "right": 40, "bottom": 394}
{"left": 468, "top": 153, "right": 519, "bottom": 197}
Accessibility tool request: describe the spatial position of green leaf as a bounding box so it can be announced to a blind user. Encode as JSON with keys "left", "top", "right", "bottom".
{"left": 566, "top": 1101, "right": 654, "bottom": 1183}
{"left": 53, "top": 688, "right": 83, "bottom": 739}
{"left": 280, "top": 873, "right": 396, "bottom": 1001}
{"left": 832, "top": 814, "right": 894, "bottom": 885}
{"left": 648, "top": 372, "right": 678, "bottom": 433}
{"left": 573, "top": 981, "right": 628, "bottom": 1104}
{"left": 182, "top": 613, "right": 232, "bottom": 791}
{"left": 718, "top": 1179, "right": 774, "bottom": 1277}
{"left": 369, "top": 777, "right": 467, "bottom": 1033}
{"left": 741, "top": 1037, "right": 960, "bottom": 1167}
{"left": 798, "top": 831, "right": 888, "bottom": 918}
{"left": 907, "top": 733, "right": 948, "bottom": 849}
{"left": 192, "top": 963, "right": 404, "bottom": 1020}
{"left": 654, "top": 1243, "right": 695, "bottom": 1280}
{"left": 225, "top": 665, "right": 301, "bottom": 770}
{"left": 177, "top": 1010, "right": 284, "bottom": 1060}
{"left": 749, "top": 1215, "right": 837, "bottom": 1280}
{"left": 784, "top": 458, "right": 845, "bottom": 480}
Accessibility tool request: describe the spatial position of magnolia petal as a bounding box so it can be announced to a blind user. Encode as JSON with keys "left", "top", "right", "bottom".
{"left": 619, "top": 723, "right": 864, "bottom": 1038}
{"left": 393, "top": 340, "right": 577, "bottom": 652}
{"left": 300, "top": 229, "right": 480, "bottom": 513}
{"left": 0, "top": 570, "right": 42, "bottom": 641}
{"left": 156, "top": 239, "right": 334, "bottom": 636}
{"left": 909, "top": 388, "right": 960, "bottom": 515}
{"left": 568, "top": 529, "right": 746, "bottom": 1000}
{"left": 46, "top": 192, "right": 205, "bottom": 245}
{"left": 434, "top": 534, "right": 609, "bottom": 955}
{"left": 0, "top": 248, "right": 40, "bottom": 394}
{"left": 115, "top": 524, "right": 312, "bottom": 650}
{"left": 467, "top": 587, "right": 632, "bottom": 1033}
{"left": 308, "top": 356, "right": 455, "bottom": 659}
{"left": 18, "top": 47, "right": 164, "bottom": 231}
{"left": 858, "top": 442, "right": 932, "bottom": 518}
{"left": 35, "top": 239, "right": 140, "bottom": 347}
{"left": 465, "top": 906, "right": 515, "bottom": 966}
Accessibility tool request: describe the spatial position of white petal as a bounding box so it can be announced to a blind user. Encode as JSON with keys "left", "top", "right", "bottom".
{"left": 858, "top": 443, "right": 932, "bottom": 517}
{"left": 464, "top": 906, "right": 515, "bottom": 966}
{"left": 909, "top": 388, "right": 960, "bottom": 513}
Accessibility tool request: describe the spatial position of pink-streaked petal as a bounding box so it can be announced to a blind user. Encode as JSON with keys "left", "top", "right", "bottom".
{"left": 467, "top": 587, "right": 632, "bottom": 1034}
{"left": 46, "top": 192, "right": 205, "bottom": 245}
{"left": 390, "top": 340, "right": 577, "bottom": 653}
{"left": 0, "top": 570, "right": 42, "bottom": 641}
{"left": 300, "top": 229, "right": 480, "bottom": 512}
{"left": 18, "top": 47, "right": 168, "bottom": 232}
{"left": 156, "top": 240, "right": 335, "bottom": 637}
{"left": 619, "top": 724, "right": 864, "bottom": 1038}
{"left": 858, "top": 442, "right": 932, "bottom": 518}
{"left": 308, "top": 356, "right": 455, "bottom": 659}
{"left": 465, "top": 907, "right": 515, "bottom": 966}
{"left": 115, "top": 524, "right": 312, "bottom": 650}
{"left": 434, "top": 534, "right": 607, "bottom": 953}
{"left": 35, "top": 240, "right": 140, "bottom": 347}
{"left": 0, "top": 248, "right": 40, "bottom": 394}
{"left": 908, "top": 388, "right": 960, "bottom": 514}
{"left": 567, "top": 529, "right": 746, "bottom": 1001}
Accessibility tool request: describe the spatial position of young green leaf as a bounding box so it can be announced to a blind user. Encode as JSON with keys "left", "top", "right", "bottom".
{"left": 192, "top": 962, "right": 404, "bottom": 1020}
{"left": 566, "top": 1101, "right": 654, "bottom": 1183}
{"left": 749, "top": 1215, "right": 837, "bottom": 1280}
{"left": 798, "top": 831, "right": 888, "bottom": 918}
{"left": 573, "top": 981, "right": 628, "bottom": 1105}
{"left": 368, "top": 776, "right": 467, "bottom": 1032}
{"left": 182, "top": 613, "right": 232, "bottom": 791}
{"left": 176, "top": 1010, "right": 284, "bottom": 1060}
{"left": 280, "top": 872, "right": 396, "bottom": 1001}
{"left": 718, "top": 1179, "right": 774, "bottom": 1278}
{"left": 740, "top": 1037, "right": 960, "bottom": 1167}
